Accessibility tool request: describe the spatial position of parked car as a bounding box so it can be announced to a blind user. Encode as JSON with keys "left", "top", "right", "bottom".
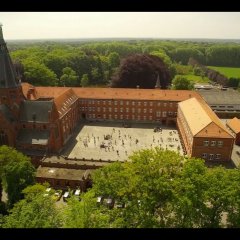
{"left": 52, "top": 190, "right": 62, "bottom": 201}
{"left": 114, "top": 200, "right": 125, "bottom": 209}
{"left": 74, "top": 189, "right": 81, "bottom": 200}
{"left": 63, "top": 191, "right": 70, "bottom": 202}
{"left": 97, "top": 196, "right": 104, "bottom": 204}
{"left": 104, "top": 197, "right": 114, "bottom": 209}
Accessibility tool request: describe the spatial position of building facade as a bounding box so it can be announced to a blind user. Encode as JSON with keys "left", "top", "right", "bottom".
{"left": 226, "top": 117, "right": 240, "bottom": 146}
{"left": 0, "top": 25, "right": 235, "bottom": 162}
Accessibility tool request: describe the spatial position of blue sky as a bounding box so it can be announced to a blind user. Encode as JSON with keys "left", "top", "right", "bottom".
{"left": 0, "top": 12, "right": 240, "bottom": 39}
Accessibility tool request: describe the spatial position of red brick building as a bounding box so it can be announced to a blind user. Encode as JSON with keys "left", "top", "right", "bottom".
{"left": 0, "top": 25, "right": 234, "bottom": 162}
{"left": 226, "top": 117, "right": 240, "bottom": 145}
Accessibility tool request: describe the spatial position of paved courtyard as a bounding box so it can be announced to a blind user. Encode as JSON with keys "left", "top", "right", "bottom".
{"left": 63, "top": 122, "right": 184, "bottom": 162}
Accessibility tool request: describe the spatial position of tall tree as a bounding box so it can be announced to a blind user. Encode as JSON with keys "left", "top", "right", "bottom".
{"left": 0, "top": 146, "right": 35, "bottom": 207}
{"left": 60, "top": 67, "right": 79, "bottom": 87}
{"left": 172, "top": 75, "right": 194, "bottom": 90}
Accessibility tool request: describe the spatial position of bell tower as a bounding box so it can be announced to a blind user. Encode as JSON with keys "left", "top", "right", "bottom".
{"left": 0, "top": 23, "right": 24, "bottom": 117}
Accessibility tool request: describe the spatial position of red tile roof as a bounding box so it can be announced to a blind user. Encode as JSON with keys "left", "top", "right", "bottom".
{"left": 227, "top": 117, "right": 240, "bottom": 134}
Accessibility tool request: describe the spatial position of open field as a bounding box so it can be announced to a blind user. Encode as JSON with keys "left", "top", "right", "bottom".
{"left": 208, "top": 66, "right": 240, "bottom": 78}
{"left": 175, "top": 74, "right": 210, "bottom": 83}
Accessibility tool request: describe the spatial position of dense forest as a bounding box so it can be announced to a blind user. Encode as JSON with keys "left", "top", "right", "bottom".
{"left": 8, "top": 39, "right": 240, "bottom": 88}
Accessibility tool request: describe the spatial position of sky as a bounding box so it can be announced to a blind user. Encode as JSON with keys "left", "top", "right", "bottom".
{"left": 0, "top": 12, "right": 240, "bottom": 40}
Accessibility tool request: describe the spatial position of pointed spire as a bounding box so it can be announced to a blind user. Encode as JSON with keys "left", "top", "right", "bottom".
{"left": 155, "top": 72, "right": 161, "bottom": 89}
{"left": 0, "top": 24, "right": 20, "bottom": 88}
{"left": 0, "top": 23, "right": 3, "bottom": 38}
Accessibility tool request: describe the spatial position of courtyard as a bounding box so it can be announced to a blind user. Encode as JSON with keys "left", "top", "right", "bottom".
{"left": 62, "top": 122, "right": 184, "bottom": 162}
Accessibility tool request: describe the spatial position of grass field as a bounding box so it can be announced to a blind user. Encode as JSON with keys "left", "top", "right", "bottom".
{"left": 175, "top": 74, "right": 210, "bottom": 83}
{"left": 208, "top": 66, "right": 240, "bottom": 78}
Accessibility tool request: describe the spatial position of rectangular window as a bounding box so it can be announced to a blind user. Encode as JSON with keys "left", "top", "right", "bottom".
{"left": 144, "top": 109, "right": 147, "bottom": 113}
{"left": 103, "top": 107, "right": 106, "bottom": 112}
{"left": 92, "top": 114, "right": 95, "bottom": 118}
{"left": 203, "top": 140, "right": 209, "bottom": 146}
{"left": 138, "top": 109, "right": 141, "bottom": 113}
{"left": 156, "top": 111, "right": 161, "bottom": 117}
{"left": 164, "top": 103, "right": 167, "bottom": 107}
{"left": 132, "top": 101, "right": 135, "bottom": 106}
{"left": 215, "top": 154, "right": 221, "bottom": 159}
{"left": 108, "top": 107, "right": 112, "bottom": 112}
{"left": 126, "top": 108, "right": 129, "bottom": 113}
{"left": 169, "top": 103, "right": 173, "bottom": 107}
{"left": 120, "top": 101, "right": 123, "bottom": 105}
{"left": 149, "top": 109, "right": 152, "bottom": 113}
{"left": 97, "top": 107, "right": 100, "bottom": 112}
{"left": 202, "top": 153, "right": 208, "bottom": 159}
{"left": 120, "top": 115, "right": 123, "bottom": 119}
{"left": 144, "top": 102, "right": 147, "bottom": 106}
{"left": 137, "top": 115, "right": 141, "bottom": 120}
{"left": 132, "top": 108, "right": 135, "bottom": 113}
{"left": 114, "top": 108, "right": 117, "bottom": 113}
{"left": 149, "top": 116, "right": 152, "bottom": 120}
{"left": 157, "top": 102, "right": 161, "bottom": 107}
{"left": 114, "top": 114, "right": 118, "bottom": 119}
{"left": 108, "top": 101, "right": 112, "bottom": 105}
{"left": 103, "top": 101, "right": 106, "bottom": 105}
{"left": 162, "top": 111, "right": 167, "bottom": 117}
{"left": 150, "top": 102, "right": 153, "bottom": 106}
{"left": 126, "top": 101, "right": 129, "bottom": 105}
{"left": 143, "top": 116, "right": 147, "bottom": 120}
{"left": 120, "top": 108, "right": 123, "bottom": 112}
{"left": 138, "top": 102, "right": 141, "bottom": 106}
{"left": 218, "top": 141, "right": 223, "bottom": 147}
{"left": 114, "top": 101, "right": 118, "bottom": 105}
{"left": 103, "top": 114, "right": 106, "bottom": 119}
{"left": 92, "top": 100, "right": 95, "bottom": 104}
{"left": 97, "top": 101, "right": 100, "bottom": 105}
{"left": 209, "top": 154, "right": 214, "bottom": 160}
{"left": 89, "top": 107, "right": 92, "bottom": 112}
{"left": 211, "top": 141, "right": 216, "bottom": 147}
{"left": 126, "top": 115, "right": 129, "bottom": 120}
{"left": 168, "top": 111, "right": 173, "bottom": 116}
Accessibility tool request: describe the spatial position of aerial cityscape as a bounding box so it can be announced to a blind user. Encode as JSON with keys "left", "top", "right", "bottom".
{"left": 1, "top": 12, "right": 240, "bottom": 228}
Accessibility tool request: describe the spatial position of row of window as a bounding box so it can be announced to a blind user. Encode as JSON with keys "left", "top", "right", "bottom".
{"left": 203, "top": 140, "right": 223, "bottom": 147}
{"left": 202, "top": 153, "right": 221, "bottom": 160}
{"left": 88, "top": 114, "right": 153, "bottom": 121}
{"left": 82, "top": 99, "right": 176, "bottom": 107}
{"left": 80, "top": 107, "right": 176, "bottom": 116}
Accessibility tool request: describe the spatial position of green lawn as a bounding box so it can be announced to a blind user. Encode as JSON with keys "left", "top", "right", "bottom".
{"left": 175, "top": 74, "right": 210, "bottom": 83}
{"left": 208, "top": 66, "right": 240, "bottom": 78}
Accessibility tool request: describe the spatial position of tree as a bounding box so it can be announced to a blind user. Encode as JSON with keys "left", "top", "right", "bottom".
{"left": 81, "top": 74, "right": 89, "bottom": 87}
{"left": 60, "top": 67, "right": 79, "bottom": 87}
{"left": 228, "top": 77, "right": 240, "bottom": 88}
{"left": 111, "top": 54, "right": 171, "bottom": 89}
{"left": 108, "top": 52, "right": 120, "bottom": 68}
{"left": 23, "top": 60, "right": 58, "bottom": 86}
{"left": 0, "top": 146, "right": 35, "bottom": 207}
{"left": 2, "top": 184, "right": 62, "bottom": 228}
{"left": 172, "top": 76, "right": 194, "bottom": 90}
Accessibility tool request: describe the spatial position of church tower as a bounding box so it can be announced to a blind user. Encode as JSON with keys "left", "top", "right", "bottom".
{"left": 0, "top": 24, "right": 24, "bottom": 118}
{"left": 155, "top": 72, "right": 161, "bottom": 89}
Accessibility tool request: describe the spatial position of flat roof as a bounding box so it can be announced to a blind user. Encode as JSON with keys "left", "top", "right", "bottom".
{"left": 198, "top": 89, "right": 240, "bottom": 105}
{"left": 36, "top": 166, "right": 90, "bottom": 181}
